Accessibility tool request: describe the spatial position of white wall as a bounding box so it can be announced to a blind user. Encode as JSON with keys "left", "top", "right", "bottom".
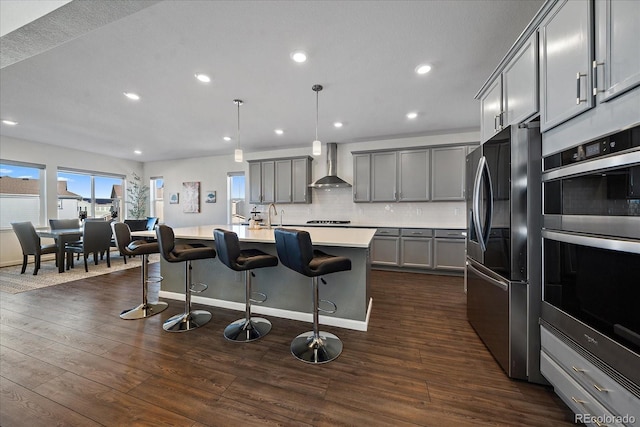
{"left": 144, "top": 130, "right": 480, "bottom": 229}
{"left": 0, "top": 135, "right": 143, "bottom": 266}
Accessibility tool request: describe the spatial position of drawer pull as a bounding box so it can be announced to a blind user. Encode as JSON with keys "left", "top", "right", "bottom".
{"left": 570, "top": 397, "right": 608, "bottom": 427}
{"left": 411, "top": 232, "right": 423, "bottom": 235}
{"left": 571, "top": 366, "right": 609, "bottom": 393}
{"left": 570, "top": 396, "right": 586, "bottom": 405}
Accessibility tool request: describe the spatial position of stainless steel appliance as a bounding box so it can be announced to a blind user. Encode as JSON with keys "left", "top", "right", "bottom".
{"left": 466, "top": 122, "right": 544, "bottom": 383}
{"left": 541, "top": 125, "right": 640, "bottom": 392}
{"left": 306, "top": 220, "right": 351, "bottom": 225}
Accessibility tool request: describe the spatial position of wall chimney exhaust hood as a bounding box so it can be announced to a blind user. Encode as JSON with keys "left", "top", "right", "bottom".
{"left": 309, "top": 142, "right": 352, "bottom": 188}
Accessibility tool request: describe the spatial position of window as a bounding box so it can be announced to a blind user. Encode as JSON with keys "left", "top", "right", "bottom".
{"left": 227, "top": 172, "right": 245, "bottom": 224}
{"left": 0, "top": 160, "right": 45, "bottom": 228}
{"left": 57, "top": 169, "right": 123, "bottom": 220}
{"left": 150, "top": 177, "right": 164, "bottom": 223}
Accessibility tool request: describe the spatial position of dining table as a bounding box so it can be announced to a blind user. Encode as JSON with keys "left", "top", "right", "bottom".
{"left": 36, "top": 228, "right": 83, "bottom": 273}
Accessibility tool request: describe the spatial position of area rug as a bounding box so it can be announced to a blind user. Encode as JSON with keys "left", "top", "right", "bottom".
{"left": 0, "top": 253, "right": 159, "bottom": 294}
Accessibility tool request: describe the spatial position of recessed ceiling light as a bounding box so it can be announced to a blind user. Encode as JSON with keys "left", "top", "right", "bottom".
{"left": 223, "top": 136, "right": 232, "bottom": 142}
{"left": 415, "top": 64, "right": 432, "bottom": 75}
{"left": 123, "top": 92, "right": 140, "bottom": 101}
{"left": 406, "top": 112, "right": 418, "bottom": 119}
{"left": 195, "top": 73, "right": 211, "bottom": 83}
{"left": 134, "top": 150, "right": 142, "bottom": 155}
{"left": 275, "top": 129, "right": 284, "bottom": 135}
{"left": 290, "top": 50, "right": 307, "bottom": 63}
{"left": 1, "top": 119, "right": 18, "bottom": 125}
{"left": 333, "top": 122, "right": 343, "bottom": 128}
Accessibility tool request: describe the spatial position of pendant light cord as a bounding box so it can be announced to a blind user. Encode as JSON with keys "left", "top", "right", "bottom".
{"left": 237, "top": 101, "right": 240, "bottom": 149}
{"left": 315, "top": 89, "right": 319, "bottom": 141}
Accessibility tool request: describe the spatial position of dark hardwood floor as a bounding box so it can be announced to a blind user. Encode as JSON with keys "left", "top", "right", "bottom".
{"left": 0, "top": 264, "right": 576, "bottom": 426}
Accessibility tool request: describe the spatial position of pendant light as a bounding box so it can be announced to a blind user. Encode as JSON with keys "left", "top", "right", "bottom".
{"left": 312, "top": 84, "right": 323, "bottom": 156}
{"left": 233, "top": 99, "right": 243, "bottom": 162}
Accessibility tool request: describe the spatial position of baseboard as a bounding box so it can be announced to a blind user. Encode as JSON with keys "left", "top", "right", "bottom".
{"left": 158, "top": 290, "right": 372, "bottom": 332}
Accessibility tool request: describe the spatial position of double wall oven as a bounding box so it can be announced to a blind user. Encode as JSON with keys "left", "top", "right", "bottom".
{"left": 541, "top": 125, "right": 640, "bottom": 391}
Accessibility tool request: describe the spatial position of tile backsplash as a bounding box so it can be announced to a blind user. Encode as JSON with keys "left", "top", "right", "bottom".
{"left": 250, "top": 187, "right": 467, "bottom": 228}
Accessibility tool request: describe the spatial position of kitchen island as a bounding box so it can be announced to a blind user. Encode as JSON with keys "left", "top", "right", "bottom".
{"left": 135, "top": 225, "right": 376, "bottom": 331}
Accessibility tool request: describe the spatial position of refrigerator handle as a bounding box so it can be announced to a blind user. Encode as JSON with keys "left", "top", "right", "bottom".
{"left": 472, "top": 157, "right": 486, "bottom": 252}
{"left": 482, "top": 158, "right": 494, "bottom": 251}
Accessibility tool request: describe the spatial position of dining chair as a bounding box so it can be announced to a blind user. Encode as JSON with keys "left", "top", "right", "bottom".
{"left": 11, "top": 221, "right": 59, "bottom": 275}
{"left": 66, "top": 220, "right": 113, "bottom": 272}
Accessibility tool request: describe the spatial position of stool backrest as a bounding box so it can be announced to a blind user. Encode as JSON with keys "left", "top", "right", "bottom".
{"left": 274, "top": 228, "right": 314, "bottom": 276}
{"left": 214, "top": 228, "right": 241, "bottom": 270}
{"left": 111, "top": 222, "right": 132, "bottom": 254}
{"left": 11, "top": 221, "right": 40, "bottom": 255}
{"left": 156, "top": 224, "right": 176, "bottom": 261}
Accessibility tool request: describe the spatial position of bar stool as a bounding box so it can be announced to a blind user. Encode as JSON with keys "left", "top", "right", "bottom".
{"left": 214, "top": 228, "right": 278, "bottom": 342}
{"left": 112, "top": 222, "right": 167, "bottom": 319}
{"left": 156, "top": 224, "right": 216, "bottom": 332}
{"left": 274, "top": 228, "right": 351, "bottom": 364}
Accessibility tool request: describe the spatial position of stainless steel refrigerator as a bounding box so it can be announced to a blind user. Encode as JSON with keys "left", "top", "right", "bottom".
{"left": 466, "top": 122, "right": 544, "bottom": 383}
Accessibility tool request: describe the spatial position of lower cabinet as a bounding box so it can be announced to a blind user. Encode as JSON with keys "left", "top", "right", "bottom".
{"left": 371, "top": 228, "right": 400, "bottom": 266}
{"left": 371, "top": 227, "right": 465, "bottom": 273}
{"left": 540, "top": 325, "right": 639, "bottom": 427}
{"left": 434, "top": 229, "right": 466, "bottom": 271}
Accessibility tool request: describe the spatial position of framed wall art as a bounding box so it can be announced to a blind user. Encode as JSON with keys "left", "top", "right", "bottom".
{"left": 169, "top": 192, "right": 179, "bottom": 204}
{"left": 182, "top": 181, "right": 200, "bottom": 213}
{"left": 205, "top": 190, "right": 216, "bottom": 203}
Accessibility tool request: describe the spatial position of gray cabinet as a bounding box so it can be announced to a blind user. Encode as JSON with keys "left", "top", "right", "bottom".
{"left": 594, "top": 0, "right": 640, "bottom": 103}
{"left": 249, "top": 162, "right": 262, "bottom": 204}
{"left": 481, "top": 32, "right": 538, "bottom": 143}
{"left": 503, "top": 32, "right": 538, "bottom": 126}
{"left": 249, "top": 156, "right": 312, "bottom": 204}
{"left": 400, "top": 228, "right": 432, "bottom": 269}
{"left": 431, "top": 146, "right": 466, "bottom": 201}
{"left": 353, "top": 153, "right": 371, "bottom": 202}
{"left": 291, "top": 157, "right": 311, "bottom": 203}
{"left": 371, "top": 228, "right": 400, "bottom": 266}
{"left": 261, "top": 160, "right": 275, "bottom": 204}
{"left": 275, "top": 159, "right": 292, "bottom": 203}
{"left": 540, "top": 0, "right": 594, "bottom": 131}
{"left": 540, "top": 325, "right": 640, "bottom": 425}
{"left": 480, "top": 76, "right": 503, "bottom": 143}
{"left": 434, "top": 229, "right": 466, "bottom": 271}
{"left": 371, "top": 152, "right": 397, "bottom": 202}
{"left": 398, "top": 149, "right": 430, "bottom": 202}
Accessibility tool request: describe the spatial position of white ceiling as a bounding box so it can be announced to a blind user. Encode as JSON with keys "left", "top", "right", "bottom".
{"left": 0, "top": 0, "right": 544, "bottom": 162}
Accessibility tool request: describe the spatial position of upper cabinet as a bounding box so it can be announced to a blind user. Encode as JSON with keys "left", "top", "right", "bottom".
{"left": 398, "top": 149, "right": 430, "bottom": 202}
{"left": 593, "top": 0, "right": 640, "bottom": 103}
{"left": 540, "top": 0, "right": 593, "bottom": 131}
{"left": 480, "top": 32, "right": 539, "bottom": 143}
{"left": 353, "top": 145, "right": 471, "bottom": 203}
{"left": 431, "top": 146, "right": 466, "bottom": 201}
{"left": 249, "top": 156, "right": 312, "bottom": 204}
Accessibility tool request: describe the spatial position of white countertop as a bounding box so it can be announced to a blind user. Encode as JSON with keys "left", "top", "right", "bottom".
{"left": 135, "top": 224, "right": 376, "bottom": 248}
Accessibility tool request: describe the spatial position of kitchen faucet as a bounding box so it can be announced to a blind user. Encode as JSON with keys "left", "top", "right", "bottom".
{"left": 266, "top": 203, "right": 278, "bottom": 229}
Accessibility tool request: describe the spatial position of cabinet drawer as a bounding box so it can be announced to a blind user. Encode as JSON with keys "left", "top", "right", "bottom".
{"left": 401, "top": 228, "right": 432, "bottom": 237}
{"left": 435, "top": 229, "right": 466, "bottom": 239}
{"left": 540, "top": 351, "right": 624, "bottom": 427}
{"left": 375, "top": 228, "right": 400, "bottom": 237}
{"left": 541, "top": 326, "right": 640, "bottom": 422}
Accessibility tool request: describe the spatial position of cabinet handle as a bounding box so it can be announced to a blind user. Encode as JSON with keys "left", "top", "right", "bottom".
{"left": 494, "top": 114, "right": 500, "bottom": 132}
{"left": 571, "top": 366, "right": 609, "bottom": 393}
{"left": 592, "top": 60, "right": 605, "bottom": 96}
{"left": 411, "top": 232, "right": 423, "bottom": 235}
{"left": 570, "top": 397, "right": 608, "bottom": 426}
{"left": 576, "top": 72, "right": 587, "bottom": 104}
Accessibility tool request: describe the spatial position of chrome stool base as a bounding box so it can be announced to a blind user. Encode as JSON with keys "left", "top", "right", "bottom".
{"left": 291, "top": 331, "right": 343, "bottom": 364}
{"left": 224, "top": 317, "right": 272, "bottom": 342}
{"left": 120, "top": 301, "right": 168, "bottom": 320}
{"left": 163, "top": 309, "right": 211, "bottom": 332}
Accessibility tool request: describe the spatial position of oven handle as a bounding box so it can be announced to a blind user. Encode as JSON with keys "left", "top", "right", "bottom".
{"left": 542, "top": 149, "right": 640, "bottom": 181}
{"left": 467, "top": 260, "right": 509, "bottom": 291}
{"left": 542, "top": 229, "right": 640, "bottom": 255}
